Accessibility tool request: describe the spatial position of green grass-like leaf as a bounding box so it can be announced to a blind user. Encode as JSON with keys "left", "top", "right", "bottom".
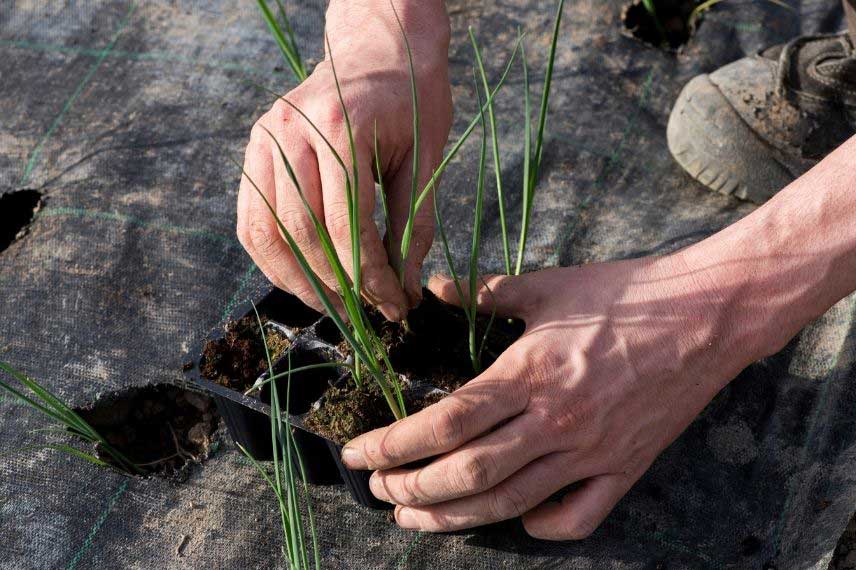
{"left": 245, "top": 305, "right": 320, "bottom": 568}
{"left": 470, "top": 27, "right": 511, "bottom": 276}
{"left": 257, "top": 0, "right": 308, "bottom": 83}
{"left": 0, "top": 361, "right": 141, "bottom": 474}
{"left": 515, "top": 0, "right": 564, "bottom": 275}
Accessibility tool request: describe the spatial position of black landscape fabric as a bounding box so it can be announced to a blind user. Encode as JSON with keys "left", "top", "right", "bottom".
{"left": 1, "top": 1, "right": 855, "bottom": 568}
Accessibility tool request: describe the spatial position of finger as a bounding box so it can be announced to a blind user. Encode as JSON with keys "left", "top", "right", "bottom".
{"left": 341, "top": 349, "right": 529, "bottom": 470}
{"left": 392, "top": 451, "right": 592, "bottom": 532}
{"left": 521, "top": 473, "right": 634, "bottom": 541}
{"left": 369, "top": 412, "right": 554, "bottom": 507}
{"left": 237, "top": 130, "right": 313, "bottom": 306}
{"left": 427, "top": 272, "right": 541, "bottom": 320}
{"left": 239, "top": 129, "right": 338, "bottom": 315}
{"left": 266, "top": 128, "right": 345, "bottom": 313}
{"left": 314, "top": 131, "right": 408, "bottom": 322}
{"left": 385, "top": 146, "right": 441, "bottom": 308}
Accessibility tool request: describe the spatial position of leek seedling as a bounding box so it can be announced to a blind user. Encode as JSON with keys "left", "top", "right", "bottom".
{"left": 238, "top": 306, "right": 319, "bottom": 568}
{"left": 433, "top": 71, "right": 498, "bottom": 374}
{"left": 257, "top": 0, "right": 308, "bottom": 83}
{"left": 469, "top": 27, "right": 512, "bottom": 276}
{"left": 514, "top": 0, "right": 564, "bottom": 275}
{"left": 401, "top": 38, "right": 521, "bottom": 286}
{"left": 392, "top": 2, "right": 422, "bottom": 289}
{"left": 0, "top": 361, "right": 142, "bottom": 475}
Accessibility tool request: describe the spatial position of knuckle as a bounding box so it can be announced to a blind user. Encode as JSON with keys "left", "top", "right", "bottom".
{"left": 249, "top": 219, "right": 280, "bottom": 257}
{"left": 457, "top": 453, "right": 495, "bottom": 493}
{"left": 309, "top": 99, "right": 345, "bottom": 130}
{"left": 399, "top": 472, "right": 423, "bottom": 504}
{"left": 430, "top": 401, "right": 468, "bottom": 449}
{"left": 269, "top": 98, "right": 294, "bottom": 123}
{"left": 280, "top": 209, "right": 314, "bottom": 248}
{"left": 487, "top": 485, "right": 529, "bottom": 521}
{"left": 365, "top": 433, "right": 404, "bottom": 468}
{"left": 325, "top": 207, "right": 353, "bottom": 243}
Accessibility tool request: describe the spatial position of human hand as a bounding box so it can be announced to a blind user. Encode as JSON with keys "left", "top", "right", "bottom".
{"left": 340, "top": 253, "right": 772, "bottom": 539}
{"left": 237, "top": 0, "right": 452, "bottom": 321}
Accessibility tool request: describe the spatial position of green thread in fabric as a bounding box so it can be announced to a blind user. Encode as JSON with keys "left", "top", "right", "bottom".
{"left": 1, "top": 38, "right": 276, "bottom": 77}
{"left": 18, "top": 4, "right": 138, "bottom": 186}
{"left": 38, "top": 207, "right": 237, "bottom": 246}
{"left": 219, "top": 263, "right": 259, "bottom": 323}
{"left": 394, "top": 534, "right": 423, "bottom": 569}
{"left": 66, "top": 479, "right": 130, "bottom": 570}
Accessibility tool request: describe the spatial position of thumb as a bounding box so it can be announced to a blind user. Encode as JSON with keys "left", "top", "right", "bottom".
{"left": 427, "top": 273, "right": 539, "bottom": 319}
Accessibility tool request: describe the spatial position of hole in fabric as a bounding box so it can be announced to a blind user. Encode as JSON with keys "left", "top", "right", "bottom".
{"left": 0, "top": 190, "right": 42, "bottom": 252}
{"left": 74, "top": 384, "right": 220, "bottom": 478}
{"left": 622, "top": 0, "right": 698, "bottom": 51}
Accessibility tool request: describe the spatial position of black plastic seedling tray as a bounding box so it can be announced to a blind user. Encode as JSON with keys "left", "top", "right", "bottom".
{"left": 187, "top": 286, "right": 523, "bottom": 509}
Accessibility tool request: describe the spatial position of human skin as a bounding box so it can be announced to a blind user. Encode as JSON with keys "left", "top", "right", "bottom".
{"left": 238, "top": 0, "right": 856, "bottom": 540}
{"left": 237, "top": 0, "right": 452, "bottom": 321}
{"left": 341, "top": 134, "right": 856, "bottom": 539}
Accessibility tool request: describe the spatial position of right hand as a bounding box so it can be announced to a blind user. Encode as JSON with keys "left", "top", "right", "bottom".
{"left": 237, "top": 0, "right": 453, "bottom": 321}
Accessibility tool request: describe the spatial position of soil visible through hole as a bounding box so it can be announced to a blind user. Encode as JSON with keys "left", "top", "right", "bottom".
{"left": 0, "top": 190, "right": 42, "bottom": 252}
{"left": 622, "top": 0, "right": 698, "bottom": 50}
{"left": 75, "top": 384, "right": 219, "bottom": 476}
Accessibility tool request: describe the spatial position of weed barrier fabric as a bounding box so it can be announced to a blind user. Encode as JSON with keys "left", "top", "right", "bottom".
{"left": 0, "top": 1, "right": 854, "bottom": 568}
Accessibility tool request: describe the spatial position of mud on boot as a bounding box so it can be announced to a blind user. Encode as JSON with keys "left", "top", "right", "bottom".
{"left": 668, "top": 32, "right": 856, "bottom": 203}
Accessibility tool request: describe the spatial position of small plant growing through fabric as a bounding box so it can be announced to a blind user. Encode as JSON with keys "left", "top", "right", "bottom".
{"left": 238, "top": 307, "right": 319, "bottom": 568}
{"left": 623, "top": 0, "right": 793, "bottom": 50}
{"left": 0, "top": 362, "right": 142, "bottom": 475}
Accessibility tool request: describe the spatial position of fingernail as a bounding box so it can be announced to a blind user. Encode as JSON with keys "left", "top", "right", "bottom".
{"left": 378, "top": 302, "right": 403, "bottom": 322}
{"left": 341, "top": 445, "right": 367, "bottom": 470}
{"left": 396, "top": 507, "right": 420, "bottom": 530}
{"left": 369, "top": 472, "right": 390, "bottom": 502}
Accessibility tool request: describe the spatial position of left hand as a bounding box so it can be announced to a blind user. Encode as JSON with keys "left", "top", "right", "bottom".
{"left": 340, "top": 253, "right": 769, "bottom": 539}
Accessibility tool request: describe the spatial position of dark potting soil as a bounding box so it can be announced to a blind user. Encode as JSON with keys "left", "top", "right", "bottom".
{"left": 304, "top": 381, "right": 444, "bottom": 445}
{"left": 305, "top": 290, "right": 523, "bottom": 443}
{"left": 622, "top": 0, "right": 698, "bottom": 51}
{"left": 0, "top": 189, "right": 42, "bottom": 253}
{"left": 199, "top": 316, "right": 292, "bottom": 393}
{"left": 75, "top": 384, "right": 219, "bottom": 476}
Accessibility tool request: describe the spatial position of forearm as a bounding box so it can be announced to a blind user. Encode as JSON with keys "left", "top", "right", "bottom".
{"left": 681, "top": 134, "right": 856, "bottom": 369}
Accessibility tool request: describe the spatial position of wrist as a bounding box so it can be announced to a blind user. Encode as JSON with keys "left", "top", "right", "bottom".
{"left": 326, "top": 0, "right": 450, "bottom": 65}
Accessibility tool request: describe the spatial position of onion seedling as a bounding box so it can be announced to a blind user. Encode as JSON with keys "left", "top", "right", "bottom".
{"left": 256, "top": 0, "right": 307, "bottom": 83}
{"left": 238, "top": 306, "right": 319, "bottom": 568}
{"left": 0, "top": 361, "right": 142, "bottom": 475}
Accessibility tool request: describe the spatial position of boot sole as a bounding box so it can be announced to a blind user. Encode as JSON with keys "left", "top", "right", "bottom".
{"left": 667, "top": 75, "right": 799, "bottom": 204}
